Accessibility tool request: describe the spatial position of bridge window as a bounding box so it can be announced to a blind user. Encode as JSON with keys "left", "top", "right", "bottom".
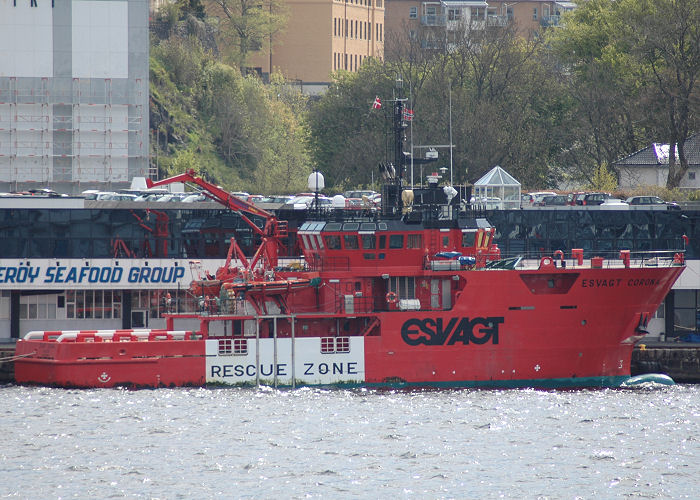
{"left": 389, "top": 234, "right": 404, "bottom": 249}
{"left": 344, "top": 235, "right": 359, "bottom": 249}
{"left": 407, "top": 234, "right": 423, "bottom": 249}
{"left": 462, "top": 231, "right": 476, "bottom": 246}
{"left": 361, "top": 234, "right": 376, "bottom": 249}
{"left": 324, "top": 234, "right": 341, "bottom": 249}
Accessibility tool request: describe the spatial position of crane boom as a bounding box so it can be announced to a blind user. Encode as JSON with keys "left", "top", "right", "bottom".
{"left": 146, "top": 170, "right": 287, "bottom": 267}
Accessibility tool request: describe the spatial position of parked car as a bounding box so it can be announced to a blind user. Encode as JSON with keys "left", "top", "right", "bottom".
{"left": 343, "top": 189, "right": 377, "bottom": 199}
{"left": 581, "top": 192, "right": 612, "bottom": 206}
{"left": 568, "top": 192, "right": 587, "bottom": 206}
{"left": 283, "top": 195, "right": 332, "bottom": 210}
{"left": 181, "top": 193, "right": 207, "bottom": 203}
{"left": 246, "top": 194, "right": 265, "bottom": 204}
{"left": 155, "top": 193, "right": 189, "bottom": 202}
{"left": 134, "top": 189, "right": 169, "bottom": 202}
{"left": 523, "top": 191, "right": 556, "bottom": 206}
{"left": 345, "top": 198, "right": 364, "bottom": 210}
{"left": 108, "top": 193, "right": 138, "bottom": 201}
{"left": 600, "top": 198, "right": 629, "bottom": 209}
{"left": 539, "top": 195, "right": 569, "bottom": 206}
{"left": 231, "top": 191, "right": 250, "bottom": 201}
{"left": 625, "top": 195, "right": 681, "bottom": 210}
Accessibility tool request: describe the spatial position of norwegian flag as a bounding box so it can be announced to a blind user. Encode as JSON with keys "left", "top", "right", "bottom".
{"left": 372, "top": 96, "right": 382, "bottom": 109}
{"left": 403, "top": 108, "right": 414, "bottom": 121}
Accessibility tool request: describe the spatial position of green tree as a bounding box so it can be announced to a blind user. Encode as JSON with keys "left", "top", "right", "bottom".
{"left": 620, "top": 0, "right": 700, "bottom": 188}
{"left": 547, "top": 0, "right": 648, "bottom": 186}
{"left": 549, "top": 0, "right": 700, "bottom": 189}
{"left": 587, "top": 163, "right": 618, "bottom": 192}
{"left": 204, "top": 0, "right": 288, "bottom": 75}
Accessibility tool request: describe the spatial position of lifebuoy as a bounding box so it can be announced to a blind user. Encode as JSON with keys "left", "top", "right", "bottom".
{"left": 386, "top": 291, "right": 398, "bottom": 304}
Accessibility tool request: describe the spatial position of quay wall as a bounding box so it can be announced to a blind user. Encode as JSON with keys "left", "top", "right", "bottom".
{"left": 632, "top": 343, "right": 700, "bottom": 383}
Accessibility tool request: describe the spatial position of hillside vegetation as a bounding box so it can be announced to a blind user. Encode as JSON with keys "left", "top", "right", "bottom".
{"left": 150, "top": 0, "right": 700, "bottom": 196}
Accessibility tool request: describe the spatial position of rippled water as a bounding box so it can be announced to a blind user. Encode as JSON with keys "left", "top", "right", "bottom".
{"left": 1, "top": 384, "right": 698, "bottom": 499}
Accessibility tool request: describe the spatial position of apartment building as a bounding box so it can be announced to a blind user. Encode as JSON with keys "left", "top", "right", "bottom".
{"left": 384, "top": 0, "right": 575, "bottom": 46}
{"left": 249, "top": 0, "right": 385, "bottom": 93}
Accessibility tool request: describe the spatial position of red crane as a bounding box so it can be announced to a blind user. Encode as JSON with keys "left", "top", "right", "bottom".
{"left": 146, "top": 170, "right": 288, "bottom": 272}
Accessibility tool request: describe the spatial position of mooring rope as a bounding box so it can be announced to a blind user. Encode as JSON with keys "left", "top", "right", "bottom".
{"left": 0, "top": 352, "right": 36, "bottom": 363}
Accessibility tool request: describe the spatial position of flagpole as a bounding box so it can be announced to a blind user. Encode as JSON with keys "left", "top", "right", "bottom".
{"left": 449, "top": 81, "right": 454, "bottom": 186}
{"left": 410, "top": 82, "right": 414, "bottom": 189}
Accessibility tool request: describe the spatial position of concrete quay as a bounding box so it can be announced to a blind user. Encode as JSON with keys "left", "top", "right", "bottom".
{"left": 632, "top": 341, "right": 700, "bottom": 383}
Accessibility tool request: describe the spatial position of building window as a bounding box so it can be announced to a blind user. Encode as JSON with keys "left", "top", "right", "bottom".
{"left": 409, "top": 6, "right": 417, "bottom": 18}
{"left": 472, "top": 7, "right": 486, "bottom": 20}
{"left": 689, "top": 172, "right": 696, "bottom": 180}
{"left": 533, "top": 8, "right": 538, "bottom": 20}
{"left": 448, "top": 8, "right": 460, "bottom": 21}
{"left": 654, "top": 302, "right": 665, "bottom": 319}
{"left": 674, "top": 290, "right": 700, "bottom": 337}
{"left": 0, "top": 291, "right": 9, "bottom": 319}
{"left": 19, "top": 294, "right": 57, "bottom": 320}
{"left": 64, "top": 290, "right": 121, "bottom": 320}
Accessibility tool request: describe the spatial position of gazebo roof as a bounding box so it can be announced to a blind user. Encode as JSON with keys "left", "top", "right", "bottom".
{"left": 474, "top": 165, "right": 521, "bottom": 186}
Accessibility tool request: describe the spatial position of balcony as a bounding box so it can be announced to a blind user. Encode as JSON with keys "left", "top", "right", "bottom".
{"left": 421, "top": 14, "right": 446, "bottom": 26}
{"left": 540, "top": 15, "right": 562, "bottom": 27}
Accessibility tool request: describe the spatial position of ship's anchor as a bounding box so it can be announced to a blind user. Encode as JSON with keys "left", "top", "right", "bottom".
{"left": 635, "top": 313, "right": 650, "bottom": 334}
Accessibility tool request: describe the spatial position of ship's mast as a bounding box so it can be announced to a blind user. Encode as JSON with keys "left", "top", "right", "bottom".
{"left": 392, "top": 77, "right": 408, "bottom": 215}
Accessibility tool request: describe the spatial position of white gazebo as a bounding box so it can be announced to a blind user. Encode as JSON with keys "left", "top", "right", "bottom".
{"left": 473, "top": 165, "right": 521, "bottom": 210}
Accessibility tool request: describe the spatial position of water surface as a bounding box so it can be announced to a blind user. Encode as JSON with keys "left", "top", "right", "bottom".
{"left": 1, "top": 384, "right": 698, "bottom": 498}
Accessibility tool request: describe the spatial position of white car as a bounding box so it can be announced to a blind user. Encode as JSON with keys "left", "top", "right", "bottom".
{"left": 283, "top": 195, "right": 332, "bottom": 210}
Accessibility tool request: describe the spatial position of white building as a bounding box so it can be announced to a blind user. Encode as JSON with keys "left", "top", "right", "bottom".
{"left": 0, "top": 0, "right": 150, "bottom": 194}
{"left": 614, "top": 134, "right": 700, "bottom": 192}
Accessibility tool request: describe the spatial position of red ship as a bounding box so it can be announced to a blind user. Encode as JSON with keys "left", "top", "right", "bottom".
{"left": 13, "top": 98, "right": 686, "bottom": 390}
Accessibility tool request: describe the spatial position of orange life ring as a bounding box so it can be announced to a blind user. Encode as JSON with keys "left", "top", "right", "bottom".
{"left": 386, "top": 291, "right": 398, "bottom": 304}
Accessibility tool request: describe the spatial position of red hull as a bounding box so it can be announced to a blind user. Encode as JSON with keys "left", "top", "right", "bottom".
{"left": 14, "top": 264, "right": 684, "bottom": 389}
